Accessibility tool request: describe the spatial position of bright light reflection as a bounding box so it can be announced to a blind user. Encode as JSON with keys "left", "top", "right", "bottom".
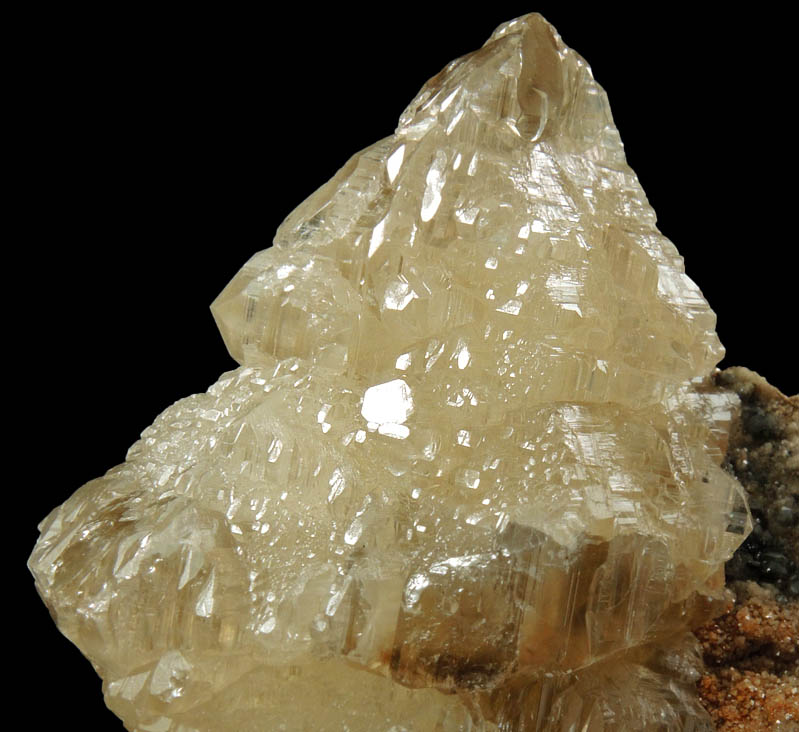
{"left": 361, "top": 380, "right": 414, "bottom": 439}
{"left": 386, "top": 144, "right": 405, "bottom": 183}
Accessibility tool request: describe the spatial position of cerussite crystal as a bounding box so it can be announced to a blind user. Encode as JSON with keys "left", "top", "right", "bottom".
{"left": 30, "top": 13, "right": 752, "bottom": 731}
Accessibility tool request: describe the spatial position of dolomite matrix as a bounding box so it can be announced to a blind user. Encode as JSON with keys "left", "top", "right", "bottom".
{"left": 30, "top": 14, "right": 753, "bottom": 731}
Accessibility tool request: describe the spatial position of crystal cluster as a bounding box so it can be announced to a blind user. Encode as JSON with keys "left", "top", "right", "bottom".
{"left": 30, "top": 14, "right": 751, "bottom": 730}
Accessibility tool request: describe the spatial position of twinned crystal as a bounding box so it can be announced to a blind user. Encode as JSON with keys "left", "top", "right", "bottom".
{"left": 30, "top": 14, "right": 752, "bottom": 731}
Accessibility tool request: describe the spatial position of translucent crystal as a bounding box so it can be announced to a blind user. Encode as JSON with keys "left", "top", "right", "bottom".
{"left": 30, "top": 13, "right": 751, "bottom": 731}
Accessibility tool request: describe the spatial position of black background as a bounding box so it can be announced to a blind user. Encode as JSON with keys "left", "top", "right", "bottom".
{"left": 18, "top": 6, "right": 796, "bottom": 729}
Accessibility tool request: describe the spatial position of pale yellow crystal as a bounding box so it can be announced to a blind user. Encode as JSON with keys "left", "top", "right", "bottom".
{"left": 30, "top": 13, "right": 750, "bottom": 731}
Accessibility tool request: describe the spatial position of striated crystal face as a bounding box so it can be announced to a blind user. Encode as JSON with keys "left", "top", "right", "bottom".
{"left": 30, "top": 13, "right": 751, "bottom": 731}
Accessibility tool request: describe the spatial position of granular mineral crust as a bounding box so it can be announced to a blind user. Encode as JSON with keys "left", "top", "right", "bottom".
{"left": 30, "top": 13, "right": 754, "bottom": 731}
{"left": 695, "top": 368, "right": 799, "bottom": 730}
{"left": 696, "top": 581, "right": 799, "bottom": 730}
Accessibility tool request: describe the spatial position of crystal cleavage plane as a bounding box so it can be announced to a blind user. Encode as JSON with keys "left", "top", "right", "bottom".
{"left": 30, "top": 13, "right": 751, "bottom": 731}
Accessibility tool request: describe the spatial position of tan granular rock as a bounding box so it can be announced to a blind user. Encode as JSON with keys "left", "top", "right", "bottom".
{"left": 696, "top": 581, "right": 799, "bottom": 730}
{"left": 697, "top": 370, "right": 799, "bottom": 728}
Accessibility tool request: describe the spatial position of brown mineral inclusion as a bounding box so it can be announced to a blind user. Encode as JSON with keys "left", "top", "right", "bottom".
{"left": 29, "top": 13, "right": 754, "bottom": 730}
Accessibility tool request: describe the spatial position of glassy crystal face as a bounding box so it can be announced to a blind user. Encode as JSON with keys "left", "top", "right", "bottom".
{"left": 30, "top": 13, "right": 751, "bottom": 731}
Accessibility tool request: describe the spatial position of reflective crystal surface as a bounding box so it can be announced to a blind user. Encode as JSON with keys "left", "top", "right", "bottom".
{"left": 30, "top": 13, "right": 751, "bottom": 731}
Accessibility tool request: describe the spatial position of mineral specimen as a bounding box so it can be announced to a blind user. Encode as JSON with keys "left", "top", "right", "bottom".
{"left": 30, "top": 13, "right": 754, "bottom": 731}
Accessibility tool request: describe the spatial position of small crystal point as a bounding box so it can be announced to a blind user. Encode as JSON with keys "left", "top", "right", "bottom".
{"left": 30, "top": 13, "right": 750, "bottom": 730}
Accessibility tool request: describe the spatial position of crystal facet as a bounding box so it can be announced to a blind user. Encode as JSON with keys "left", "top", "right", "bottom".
{"left": 30, "top": 14, "right": 753, "bottom": 730}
